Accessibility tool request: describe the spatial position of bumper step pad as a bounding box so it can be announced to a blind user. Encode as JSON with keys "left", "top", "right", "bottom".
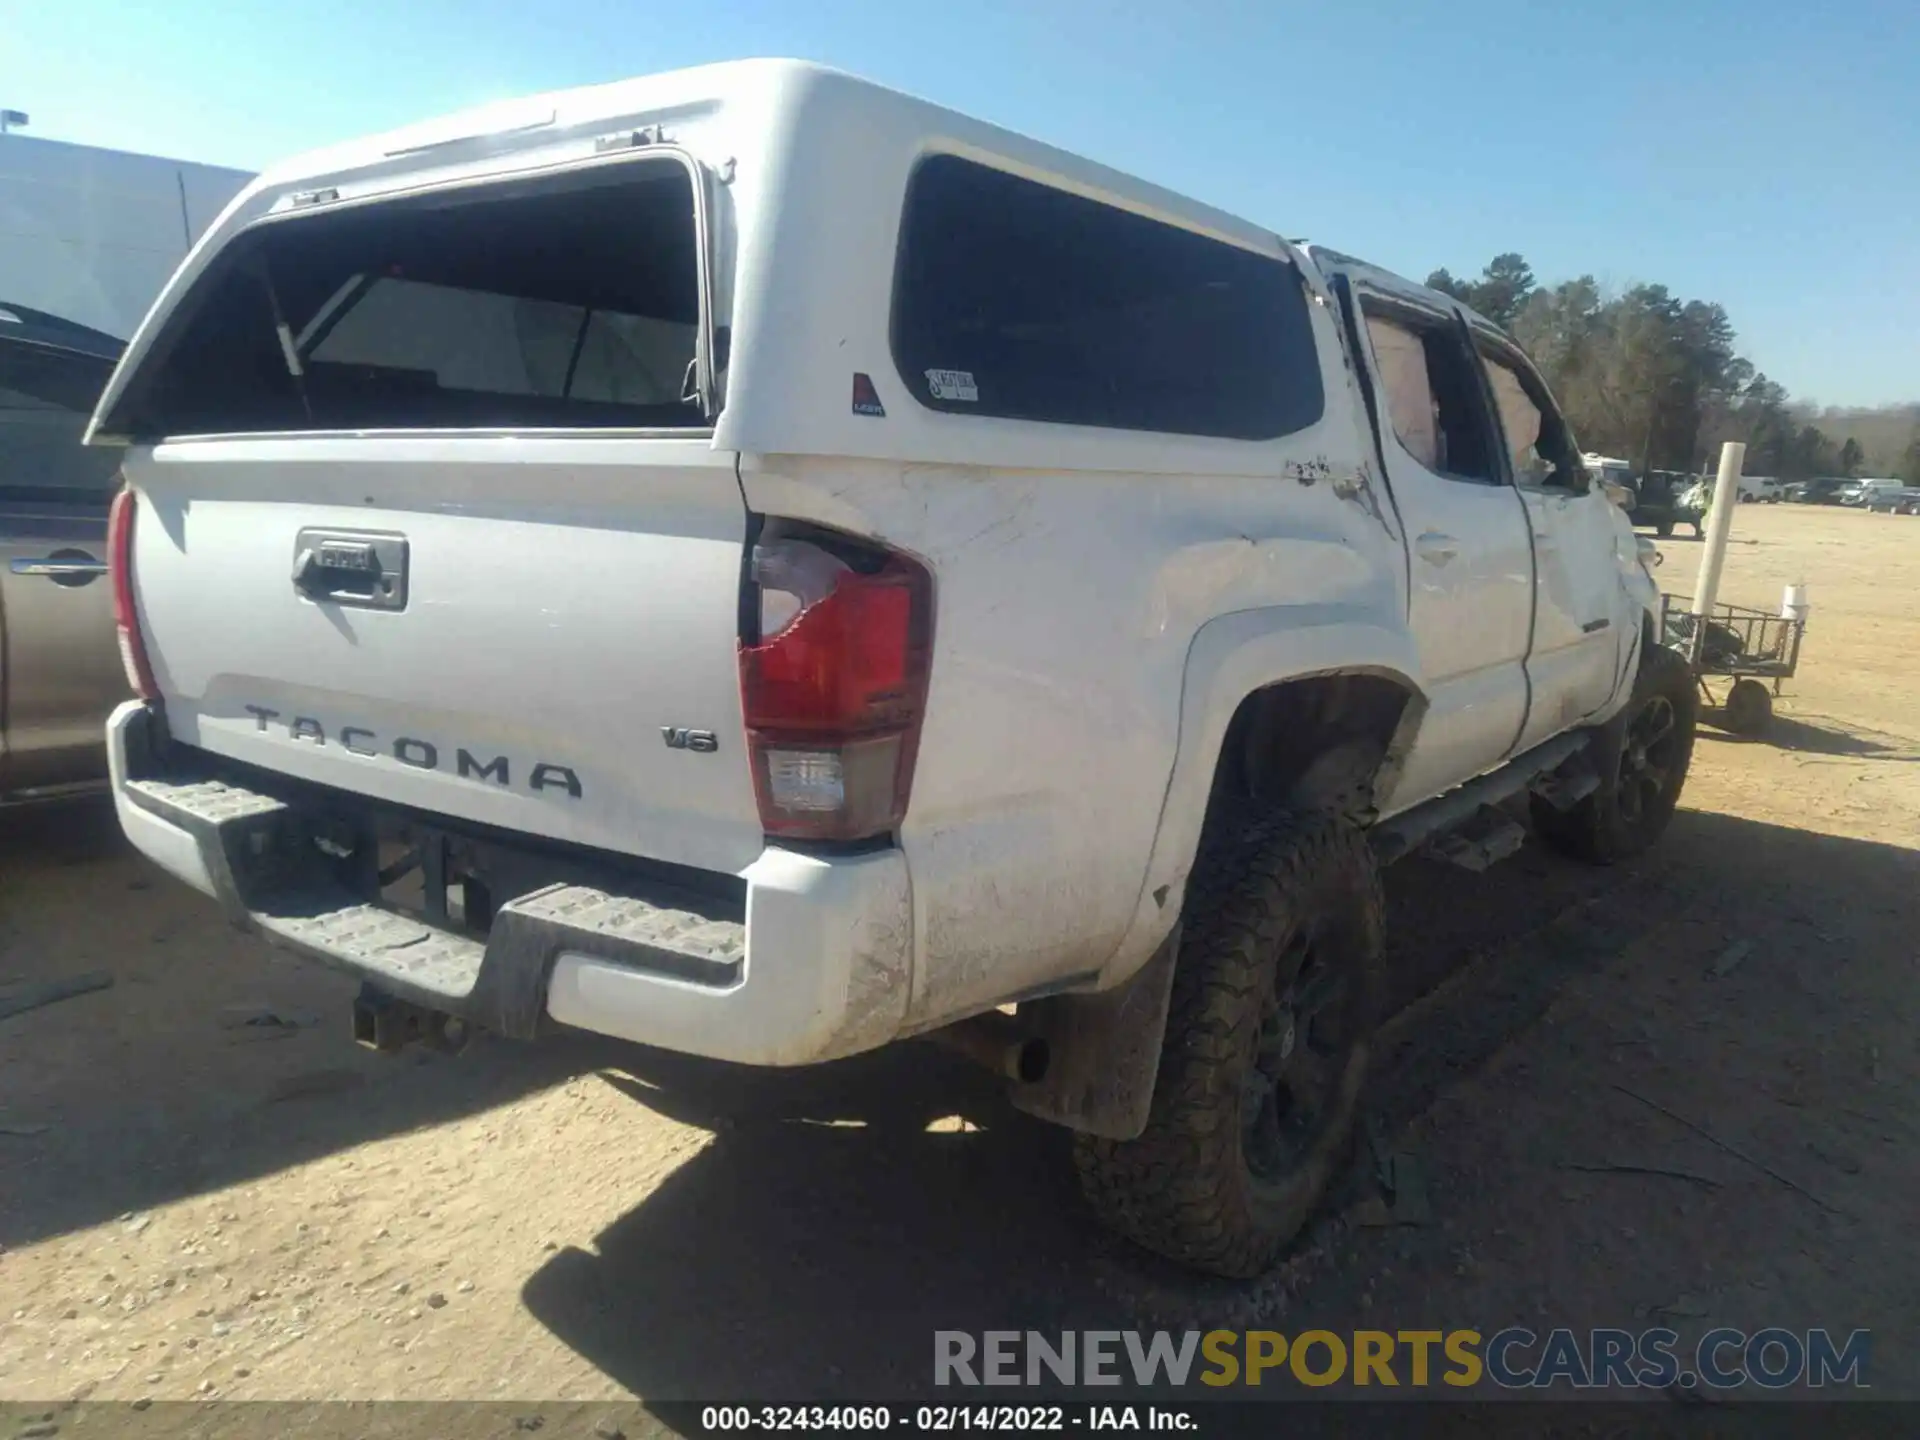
{"left": 123, "top": 764, "right": 744, "bottom": 1038}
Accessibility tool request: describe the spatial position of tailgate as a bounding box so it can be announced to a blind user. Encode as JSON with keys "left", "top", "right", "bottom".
{"left": 124, "top": 439, "right": 761, "bottom": 873}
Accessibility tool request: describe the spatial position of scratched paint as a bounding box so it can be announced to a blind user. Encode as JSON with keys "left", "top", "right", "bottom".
{"left": 818, "top": 876, "right": 916, "bottom": 1059}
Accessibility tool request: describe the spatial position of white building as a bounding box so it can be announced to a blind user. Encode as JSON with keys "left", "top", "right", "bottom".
{"left": 1, "top": 132, "right": 251, "bottom": 346}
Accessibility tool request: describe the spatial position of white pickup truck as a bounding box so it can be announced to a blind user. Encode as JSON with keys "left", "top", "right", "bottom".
{"left": 90, "top": 61, "right": 1695, "bottom": 1278}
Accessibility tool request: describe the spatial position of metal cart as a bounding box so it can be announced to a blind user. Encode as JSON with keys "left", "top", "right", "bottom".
{"left": 1659, "top": 593, "right": 1805, "bottom": 735}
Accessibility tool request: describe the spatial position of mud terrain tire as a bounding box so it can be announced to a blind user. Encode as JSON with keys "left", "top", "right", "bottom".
{"left": 1075, "top": 810, "right": 1383, "bottom": 1278}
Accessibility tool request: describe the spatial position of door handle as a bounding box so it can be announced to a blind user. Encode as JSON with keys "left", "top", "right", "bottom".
{"left": 11, "top": 554, "right": 108, "bottom": 581}
{"left": 1414, "top": 532, "right": 1459, "bottom": 565}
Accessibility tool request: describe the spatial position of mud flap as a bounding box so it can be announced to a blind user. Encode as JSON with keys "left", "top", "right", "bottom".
{"left": 1008, "top": 924, "right": 1180, "bottom": 1141}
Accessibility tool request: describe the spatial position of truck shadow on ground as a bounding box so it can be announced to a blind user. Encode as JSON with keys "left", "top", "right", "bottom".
{"left": 1, "top": 792, "right": 124, "bottom": 864}
{"left": 0, "top": 795, "right": 1641, "bottom": 1258}
{"left": 526, "top": 1048, "right": 1101, "bottom": 1400}
{"left": 519, "top": 805, "right": 1918, "bottom": 1401}
{"left": 0, "top": 800, "right": 641, "bottom": 1249}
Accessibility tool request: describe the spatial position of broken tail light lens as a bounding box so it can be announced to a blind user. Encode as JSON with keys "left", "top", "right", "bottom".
{"left": 739, "top": 534, "right": 934, "bottom": 842}
{"left": 108, "top": 485, "right": 159, "bottom": 701}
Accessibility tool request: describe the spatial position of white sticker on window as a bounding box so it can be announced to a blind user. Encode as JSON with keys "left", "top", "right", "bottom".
{"left": 925, "top": 368, "right": 979, "bottom": 403}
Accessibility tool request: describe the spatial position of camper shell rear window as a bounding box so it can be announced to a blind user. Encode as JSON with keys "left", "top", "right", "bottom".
{"left": 100, "top": 159, "right": 708, "bottom": 438}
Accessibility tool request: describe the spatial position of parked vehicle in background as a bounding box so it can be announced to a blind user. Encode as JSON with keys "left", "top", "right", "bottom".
{"left": 1677, "top": 474, "right": 1782, "bottom": 515}
{"left": 93, "top": 60, "right": 1693, "bottom": 1278}
{"left": 1866, "top": 486, "right": 1920, "bottom": 515}
{"left": 1782, "top": 477, "right": 1849, "bottom": 504}
{"left": 0, "top": 132, "right": 249, "bottom": 804}
{"left": 1584, "top": 454, "right": 1633, "bottom": 490}
{"left": 1839, "top": 478, "right": 1905, "bottom": 508}
{"left": 1579, "top": 456, "right": 1703, "bottom": 537}
{"left": 0, "top": 308, "right": 126, "bottom": 803}
{"left": 1629, "top": 469, "right": 1704, "bottom": 538}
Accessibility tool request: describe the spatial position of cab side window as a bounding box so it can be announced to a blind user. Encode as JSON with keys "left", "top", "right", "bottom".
{"left": 1363, "top": 311, "right": 1497, "bottom": 483}
{"left": 1478, "top": 347, "right": 1582, "bottom": 490}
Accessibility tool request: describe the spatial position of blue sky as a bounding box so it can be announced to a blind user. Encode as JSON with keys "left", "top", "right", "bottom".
{"left": 7, "top": 0, "right": 1915, "bottom": 406}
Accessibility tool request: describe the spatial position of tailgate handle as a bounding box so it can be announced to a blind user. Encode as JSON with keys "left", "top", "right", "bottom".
{"left": 291, "top": 529, "right": 409, "bottom": 611}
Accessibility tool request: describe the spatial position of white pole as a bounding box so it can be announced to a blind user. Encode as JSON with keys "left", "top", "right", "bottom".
{"left": 1691, "top": 441, "right": 1745, "bottom": 625}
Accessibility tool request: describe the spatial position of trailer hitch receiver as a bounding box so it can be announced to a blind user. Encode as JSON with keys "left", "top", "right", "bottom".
{"left": 351, "top": 985, "right": 470, "bottom": 1054}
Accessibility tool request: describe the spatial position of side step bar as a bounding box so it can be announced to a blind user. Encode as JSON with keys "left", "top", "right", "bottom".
{"left": 1370, "top": 731, "right": 1597, "bottom": 867}
{"left": 1424, "top": 808, "right": 1530, "bottom": 873}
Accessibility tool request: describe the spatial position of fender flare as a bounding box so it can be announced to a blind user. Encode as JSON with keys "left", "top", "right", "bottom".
{"left": 1097, "top": 605, "right": 1428, "bottom": 988}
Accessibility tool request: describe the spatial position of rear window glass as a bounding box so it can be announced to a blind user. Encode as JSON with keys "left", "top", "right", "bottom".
{"left": 891, "top": 156, "right": 1323, "bottom": 440}
{"left": 102, "top": 162, "right": 705, "bottom": 437}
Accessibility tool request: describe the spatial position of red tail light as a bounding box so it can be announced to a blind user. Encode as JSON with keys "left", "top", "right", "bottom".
{"left": 740, "top": 534, "right": 933, "bottom": 842}
{"left": 108, "top": 486, "right": 159, "bottom": 701}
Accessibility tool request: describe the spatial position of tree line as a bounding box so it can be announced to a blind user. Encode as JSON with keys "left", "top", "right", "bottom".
{"left": 1426, "top": 254, "right": 1920, "bottom": 483}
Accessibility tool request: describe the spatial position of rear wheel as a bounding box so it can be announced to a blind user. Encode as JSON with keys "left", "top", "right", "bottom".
{"left": 1656, "top": 519, "right": 1675, "bottom": 538}
{"left": 1074, "top": 810, "right": 1383, "bottom": 1278}
{"left": 1533, "top": 644, "right": 1697, "bottom": 864}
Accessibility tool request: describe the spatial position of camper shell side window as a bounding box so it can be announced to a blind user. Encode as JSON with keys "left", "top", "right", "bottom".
{"left": 890, "top": 154, "right": 1324, "bottom": 442}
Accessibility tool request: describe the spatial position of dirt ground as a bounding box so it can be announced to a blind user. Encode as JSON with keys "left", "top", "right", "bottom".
{"left": 3, "top": 503, "right": 1917, "bottom": 1413}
